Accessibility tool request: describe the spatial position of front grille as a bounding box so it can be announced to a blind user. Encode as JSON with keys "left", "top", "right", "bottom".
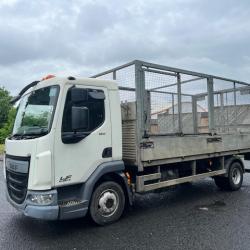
{"left": 6, "top": 169, "right": 29, "bottom": 204}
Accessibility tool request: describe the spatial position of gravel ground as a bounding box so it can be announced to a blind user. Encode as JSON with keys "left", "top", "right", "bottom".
{"left": 0, "top": 160, "right": 250, "bottom": 250}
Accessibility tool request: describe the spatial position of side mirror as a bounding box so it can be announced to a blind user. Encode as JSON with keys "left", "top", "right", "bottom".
{"left": 72, "top": 106, "right": 89, "bottom": 131}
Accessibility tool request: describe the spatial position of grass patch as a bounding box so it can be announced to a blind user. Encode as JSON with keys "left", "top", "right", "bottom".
{"left": 0, "top": 144, "right": 4, "bottom": 154}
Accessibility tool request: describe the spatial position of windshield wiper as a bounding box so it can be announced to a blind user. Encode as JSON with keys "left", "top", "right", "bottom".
{"left": 10, "top": 130, "right": 48, "bottom": 140}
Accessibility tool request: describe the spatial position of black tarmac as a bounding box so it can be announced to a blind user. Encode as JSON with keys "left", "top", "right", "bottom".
{"left": 1, "top": 161, "right": 250, "bottom": 250}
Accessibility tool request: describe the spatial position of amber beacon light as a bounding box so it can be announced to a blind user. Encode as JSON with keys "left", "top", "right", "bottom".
{"left": 42, "top": 74, "right": 56, "bottom": 81}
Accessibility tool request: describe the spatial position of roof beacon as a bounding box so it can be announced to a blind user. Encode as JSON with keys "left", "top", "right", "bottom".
{"left": 42, "top": 75, "right": 55, "bottom": 81}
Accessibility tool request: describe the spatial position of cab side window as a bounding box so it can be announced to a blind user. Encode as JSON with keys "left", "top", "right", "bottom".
{"left": 62, "top": 88, "right": 105, "bottom": 133}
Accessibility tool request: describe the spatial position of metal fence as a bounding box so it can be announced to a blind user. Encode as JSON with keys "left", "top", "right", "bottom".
{"left": 92, "top": 60, "right": 250, "bottom": 139}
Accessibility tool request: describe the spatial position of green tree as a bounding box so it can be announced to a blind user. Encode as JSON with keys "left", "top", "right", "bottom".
{"left": 0, "top": 87, "right": 15, "bottom": 143}
{"left": 0, "top": 87, "right": 11, "bottom": 128}
{"left": 0, "top": 107, "right": 16, "bottom": 143}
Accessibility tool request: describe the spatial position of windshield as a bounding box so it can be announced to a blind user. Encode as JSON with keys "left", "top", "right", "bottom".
{"left": 12, "top": 85, "right": 59, "bottom": 138}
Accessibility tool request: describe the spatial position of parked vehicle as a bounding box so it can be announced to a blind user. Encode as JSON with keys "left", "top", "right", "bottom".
{"left": 4, "top": 60, "right": 250, "bottom": 225}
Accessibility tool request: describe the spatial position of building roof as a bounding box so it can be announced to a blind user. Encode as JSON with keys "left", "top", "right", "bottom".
{"left": 151, "top": 102, "right": 207, "bottom": 116}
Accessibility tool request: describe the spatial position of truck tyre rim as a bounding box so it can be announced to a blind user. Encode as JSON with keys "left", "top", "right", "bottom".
{"left": 98, "top": 189, "right": 119, "bottom": 217}
{"left": 232, "top": 168, "right": 241, "bottom": 185}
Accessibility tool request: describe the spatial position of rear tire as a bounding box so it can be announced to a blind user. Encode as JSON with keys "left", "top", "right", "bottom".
{"left": 228, "top": 162, "right": 243, "bottom": 191}
{"left": 89, "top": 181, "right": 125, "bottom": 226}
{"left": 214, "top": 162, "right": 243, "bottom": 191}
{"left": 214, "top": 176, "right": 229, "bottom": 190}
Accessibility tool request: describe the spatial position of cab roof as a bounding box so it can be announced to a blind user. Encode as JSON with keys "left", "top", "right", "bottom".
{"left": 37, "top": 76, "right": 118, "bottom": 90}
{"left": 11, "top": 76, "right": 118, "bottom": 104}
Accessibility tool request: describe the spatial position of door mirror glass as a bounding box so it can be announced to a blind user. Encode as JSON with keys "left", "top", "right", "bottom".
{"left": 72, "top": 106, "right": 89, "bottom": 131}
{"left": 71, "top": 88, "right": 88, "bottom": 103}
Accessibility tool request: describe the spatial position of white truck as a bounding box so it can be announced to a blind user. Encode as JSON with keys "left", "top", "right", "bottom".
{"left": 3, "top": 60, "right": 250, "bottom": 225}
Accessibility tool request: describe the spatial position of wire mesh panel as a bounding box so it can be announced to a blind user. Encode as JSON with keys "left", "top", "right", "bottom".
{"left": 144, "top": 70, "right": 177, "bottom": 134}
{"left": 143, "top": 68, "right": 211, "bottom": 135}
{"left": 213, "top": 80, "right": 234, "bottom": 133}
{"left": 196, "top": 95, "right": 209, "bottom": 133}
{"left": 235, "top": 83, "right": 250, "bottom": 133}
{"left": 93, "top": 64, "right": 136, "bottom": 104}
{"left": 116, "top": 65, "right": 136, "bottom": 89}
{"left": 212, "top": 80, "right": 250, "bottom": 134}
{"left": 150, "top": 92, "right": 177, "bottom": 133}
{"left": 92, "top": 60, "right": 250, "bottom": 137}
{"left": 180, "top": 94, "right": 194, "bottom": 134}
{"left": 181, "top": 77, "right": 208, "bottom": 134}
{"left": 116, "top": 65, "right": 136, "bottom": 104}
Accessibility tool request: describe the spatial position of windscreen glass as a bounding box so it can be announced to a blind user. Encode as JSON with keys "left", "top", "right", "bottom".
{"left": 12, "top": 86, "right": 59, "bottom": 138}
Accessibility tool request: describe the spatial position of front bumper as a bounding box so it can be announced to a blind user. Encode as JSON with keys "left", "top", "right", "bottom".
{"left": 6, "top": 189, "right": 88, "bottom": 220}
{"left": 24, "top": 205, "right": 59, "bottom": 220}
{"left": 4, "top": 153, "right": 89, "bottom": 220}
{"left": 6, "top": 189, "right": 59, "bottom": 220}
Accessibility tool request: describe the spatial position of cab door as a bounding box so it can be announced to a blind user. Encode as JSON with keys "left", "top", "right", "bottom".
{"left": 53, "top": 84, "right": 112, "bottom": 186}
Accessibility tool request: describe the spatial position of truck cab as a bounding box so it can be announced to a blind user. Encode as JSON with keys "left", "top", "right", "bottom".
{"left": 4, "top": 76, "right": 129, "bottom": 225}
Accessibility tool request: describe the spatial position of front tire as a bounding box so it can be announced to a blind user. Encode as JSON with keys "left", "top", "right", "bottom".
{"left": 214, "top": 162, "right": 243, "bottom": 191}
{"left": 89, "top": 181, "right": 125, "bottom": 225}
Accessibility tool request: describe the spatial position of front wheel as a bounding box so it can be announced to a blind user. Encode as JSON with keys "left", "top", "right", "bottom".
{"left": 89, "top": 181, "right": 125, "bottom": 225}
{"left": 214, "top": 162, "right": 243, "bottom": 191}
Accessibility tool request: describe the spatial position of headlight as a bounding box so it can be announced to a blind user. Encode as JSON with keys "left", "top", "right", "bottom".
{"left": 28, "top": 194, "right": 55, "bottom": 205}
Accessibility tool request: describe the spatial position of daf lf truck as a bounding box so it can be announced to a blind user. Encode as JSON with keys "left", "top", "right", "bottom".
{"left": 4, "top": 60, "right": 250, "bottom": 225}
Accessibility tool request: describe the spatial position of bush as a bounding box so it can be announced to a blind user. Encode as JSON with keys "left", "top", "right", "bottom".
{"left": 0, "top": 87, "right": 15, "bottom": 143}
{"left": 0, "top": 87, "right": 11, "bottom": 128}
{"left": 0, "top": 107, "right": 16, "bottom": 143}
{"left": 0, "top": 144, "right": 4, "bottom": 154}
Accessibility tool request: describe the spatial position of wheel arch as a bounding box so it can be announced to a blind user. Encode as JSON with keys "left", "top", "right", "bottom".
{"left": 224, "top": 155, "right": 245, "bottom": 177}
{"left": 82, "top": 161, "right": 133, "bottom": 207}
{"left": 94, "top": 172, "right": 133, "bottom": 206}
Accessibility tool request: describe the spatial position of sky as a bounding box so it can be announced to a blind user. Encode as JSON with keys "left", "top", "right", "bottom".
{"left": 1, "top": 0, "right": 250, "bottom": 95}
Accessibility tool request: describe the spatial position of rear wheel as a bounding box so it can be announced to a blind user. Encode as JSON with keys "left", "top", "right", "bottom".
{"left": 228, "top": 162, "right": 243, "bottom": 190}
{"left": 214, "top": 176, "right": 229, "bottom": 190}
{"left": 214, "top": 162, "right": 243, "bottom": 191}
{"left": 89, "top": 181, "right": 125, "bottom": 225}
